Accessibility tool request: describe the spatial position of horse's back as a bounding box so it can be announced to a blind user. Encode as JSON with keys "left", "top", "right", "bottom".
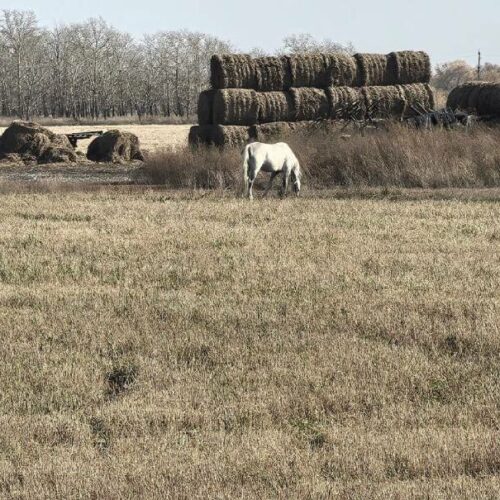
{"left": 246, "top": 142, "right": 298, "bottom": 164}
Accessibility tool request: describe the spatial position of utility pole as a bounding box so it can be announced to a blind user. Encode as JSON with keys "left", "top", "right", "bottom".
{"left": 477, "top": 50, "right": 482, "bottom": 80}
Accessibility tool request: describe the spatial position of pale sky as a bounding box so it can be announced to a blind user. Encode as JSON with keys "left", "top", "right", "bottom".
{"left": 3, "top": 0, "right": 500, "bottom": 66}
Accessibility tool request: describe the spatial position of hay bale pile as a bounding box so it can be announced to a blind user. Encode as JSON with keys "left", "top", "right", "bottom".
{"left": 255, "top": 56, "right": 292, "bottom": 91}
{"left": 448, "top": 82, "right": 500, "bottom": 116}
{"left": 189, "top": 125, "right": 250, "bottom": 148}
{"left": 191, "top": 50, "right": 434, "bottom": 147}
{"left": 327, "top": 87, "right": 366, "bottom": 119}
{"left": 257, "top": 91, "right": 295, "bottom": 123}
{"left": 355, "top": 53, "right": 390, "bottom": 86}
{"left": 212, "top": 89, "right": 259, "bottom": 126}
{"left": 210, "top": 55, "right": 258, "bottom": 90}
{"left": 0, "top": 121, "right": 77, "bottom": 163}
{"left": 387, "top": 51, "right": 431, "bottom": 85}
{"left": 291, "top": 88, "right": 330, "bottom": 121}
{"left": 363, "top": 86, "right": 407, "bottom": 119}
{"left": 87, "top": 130, "right": 144, "bottom": 163}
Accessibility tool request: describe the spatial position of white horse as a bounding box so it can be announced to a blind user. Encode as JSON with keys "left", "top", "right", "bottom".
{"left": 242, "top": 142, "right": 302, "bottom": 200}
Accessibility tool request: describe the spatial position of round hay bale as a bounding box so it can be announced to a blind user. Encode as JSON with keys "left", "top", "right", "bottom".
{"left": 355, "top": 53, "right": 390, "bottom": 86}
{"left": 327, "top": 87, "right": 365, "bottom": 119}
{"left": 481, "top": 84, "right": 500, "bottom": 116}
{"left": 387, "top": 51, "right": 431, "bottom": 84}
{"left": 212, "top": 89, "right": 259, "bottom": 126}
{"left": 256, "top": 91, "right": 295, "bottom": 123}
{"left": 398, "top": 83, "right": 435, "bottom": 115}
{"left": 249, "top": 122, "right": 296, "bottom": 142}
{"left": 198, "top": 90, "right": 216, "bottom": 125}
{"left": 287, "top": 54, "right": 330, "bottom": 88}
{"left": 210, "top": 54, "right": 257, "bottom": 89}
{"left": 324, "top": 54, "right": 358, "bottom": 87}
{"left": 447, "top": 82, "right": 476, "bottom": 111}
{"left": 255, "top": 56, "right": 292, "bottom": 91}
{"left": 362, "top": 86, "right": 407, "bottom": 119}
{"left": 447, "top": 82, "right": 500, "bottom": 116}
{"left": 466, "top": 83, "right": 487, "bottom": 112}
{"left": 87, "top": 130, "right": 144, "bottom": 163}
{"left": 189, "top": 125, "right": 249, "bottom": 148}
{"left": 0, "top": 121, "right": 76, "bottom": 163}
{"left": 291, "top": 88, "right": 330, "bottom": 121}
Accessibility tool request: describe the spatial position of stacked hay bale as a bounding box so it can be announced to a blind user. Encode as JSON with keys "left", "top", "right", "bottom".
{"left": 191, "top": 50, "right": 433, "bottom": 147}
{"left": 448, "top": 82, "right": 500, "bottom": 116}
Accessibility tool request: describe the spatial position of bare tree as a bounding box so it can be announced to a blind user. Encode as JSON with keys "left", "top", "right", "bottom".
{"left": 0, "top": 9, "right": 41, "bottom": 118}
{"left": 432, "top": 61, "right": 475, "bottom": 91}
{"left": 280, "top": 33, "right": 355, "bottom": 55}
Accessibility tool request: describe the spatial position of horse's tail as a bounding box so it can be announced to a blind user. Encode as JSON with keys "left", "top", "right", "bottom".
{"left": 291, "top": 157, "right": 302, "bottom": 195}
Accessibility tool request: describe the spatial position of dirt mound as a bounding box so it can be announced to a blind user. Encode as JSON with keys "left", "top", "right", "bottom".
{"left": 0, "top": 121, "right": 77, "bottom": 164}
{"left": 87, "top": 130, "right": 144, "bottom": 163}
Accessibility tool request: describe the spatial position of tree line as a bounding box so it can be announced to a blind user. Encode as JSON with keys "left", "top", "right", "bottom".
{"left": 0, "top": 10, "right": 354, "bottom": 121}
{"left": 0, "top": 11, "right": 233, "bottom": 120}
{"left": 1, "top": 9, "right": 499, "bottom": 120}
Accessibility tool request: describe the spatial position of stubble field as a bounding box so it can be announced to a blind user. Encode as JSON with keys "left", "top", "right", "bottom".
{"left": 0, "top": 190, "right": 498, "bottom": 498}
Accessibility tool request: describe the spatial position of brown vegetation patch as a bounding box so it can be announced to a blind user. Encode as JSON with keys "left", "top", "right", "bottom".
{"left": 106, "top": 365, "right": 138, "bottom": 397}
{"left": 164, "top": 123, "right": 500, "bottom": 189}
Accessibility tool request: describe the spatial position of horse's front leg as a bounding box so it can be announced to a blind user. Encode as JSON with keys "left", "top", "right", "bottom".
{"left": 281, "top": 170, "right": 290, "bottom": 198}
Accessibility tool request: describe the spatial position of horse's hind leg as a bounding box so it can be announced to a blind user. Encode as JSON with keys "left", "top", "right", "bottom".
{"left": 246, "top": 157, "right": 259, "bottom": 200}
{"left": 263, "top": 172, "right": 279, "bottom": 198}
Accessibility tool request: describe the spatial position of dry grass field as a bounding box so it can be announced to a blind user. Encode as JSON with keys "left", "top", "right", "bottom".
{"left": 0, "top": 190, "right": 498, "bottom": 498}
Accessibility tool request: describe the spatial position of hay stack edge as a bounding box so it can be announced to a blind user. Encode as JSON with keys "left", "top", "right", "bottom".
{"left": 192, "top": 50, "right": 434, "bottom": 147}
